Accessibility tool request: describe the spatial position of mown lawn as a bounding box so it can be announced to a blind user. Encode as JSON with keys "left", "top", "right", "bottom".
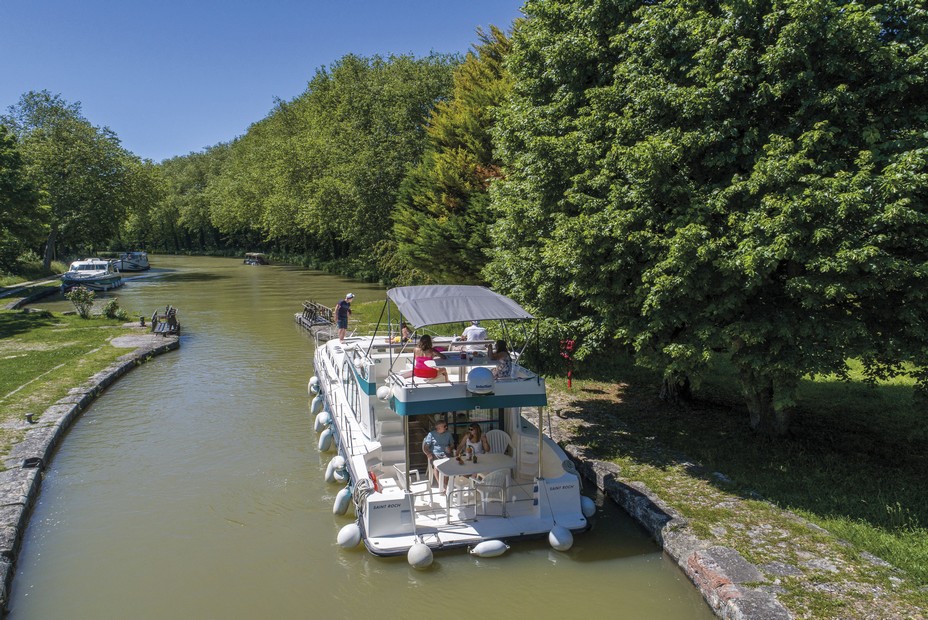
{"left": 0, "top": 309, "right": 138, "bottom": 464}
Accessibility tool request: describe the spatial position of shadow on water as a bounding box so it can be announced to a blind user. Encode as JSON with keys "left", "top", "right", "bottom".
{"left": 156, "top": 270, "right": 228, "bottom": 284}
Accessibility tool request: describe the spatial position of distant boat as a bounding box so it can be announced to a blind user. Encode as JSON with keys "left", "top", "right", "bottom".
{"left": 114, "top": 251, "right": 150, "bottom": 272}
{"left": 244, "top": 252, "right": 269, "bottom": 265}
{"left": 61, "top": 258, "right": 123, "bottom": 291}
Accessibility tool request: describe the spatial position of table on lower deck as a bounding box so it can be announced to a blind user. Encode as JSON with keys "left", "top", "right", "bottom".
{"left": 433, "top": 453, "right": 516, "bottom": 522}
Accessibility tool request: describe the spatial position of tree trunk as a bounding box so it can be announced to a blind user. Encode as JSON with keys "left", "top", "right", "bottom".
{"left": 739, "top": 372, "right": 792, "bottom": 437}
{"left": 43, "top": 226, "right": 57, "bottom": 271}
{"left": 660, "top": 373, "right": 692, "bottom": 404}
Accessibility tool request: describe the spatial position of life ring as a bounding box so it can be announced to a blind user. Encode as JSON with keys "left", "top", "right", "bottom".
{"left": 368, "top": 469, "right": 382, "bottom": 493}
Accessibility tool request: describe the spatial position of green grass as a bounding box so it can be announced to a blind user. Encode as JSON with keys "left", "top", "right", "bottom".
{"left": 0, "top": 259, "right": 68, "bottom": 287}
{"left": 0, "top": 309, "right": 137, "bottom": 465}
{"left": 556, "top": 350, "right": 928, "bottom": 591}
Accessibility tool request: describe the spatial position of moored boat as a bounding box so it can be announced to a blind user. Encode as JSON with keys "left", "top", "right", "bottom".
{"left": 244, "top": 252, "right": 269, "bottom": 265}
{"left": 311, "top": 285, "right": 592, "bottom": 564}
{"left": 114, "top": 251, "right": 150, "bottom": 271}
{"left": 60, "top": 258, "right": 123, "bottom": 291}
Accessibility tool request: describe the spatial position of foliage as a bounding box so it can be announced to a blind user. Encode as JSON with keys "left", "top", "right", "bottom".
{"left": 391, "top": 27, "right": 512, "bottom": 284}
{"left": 2, "top": 91, "right": 149, "bottom": 267}
{"left": 64, "top": 286, "right": 94, "bottom": 318}
{"left": 102, "top": 297, "right": 128, "bottom": 320}
{"left": 0, "top": 124, "right": 44, "bottom": 272}
{"left": 489, "top": 0, "right": 928, "bottom": 435}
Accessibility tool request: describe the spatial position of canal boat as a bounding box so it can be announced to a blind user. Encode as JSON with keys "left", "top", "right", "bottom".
{"left": 60, "top": 258, "right": 123, "bottom": 291}
{"left": 311, "top": 285, "right": 592, "bottom": 563}
{"left": 114, "top": 251, "right": 150, "bottom": 272}
{"left": 244, "top": 252, "right": 269, "bottom": 265}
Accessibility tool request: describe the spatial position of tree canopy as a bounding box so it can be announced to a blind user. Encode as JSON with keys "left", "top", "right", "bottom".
{"left": 489, "top": 0, "right": 928, "bottom": 435}
{"left": 0, "top": 125, "right": 43, "bottom": 271}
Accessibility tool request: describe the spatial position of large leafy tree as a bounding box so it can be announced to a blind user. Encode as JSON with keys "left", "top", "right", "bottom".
{"left": 3, "top": 91, "right": 141, "bottom": 267}
{"left": 392, "top": 26, "right": 512, "bottom": 284}
{"left": 0, "top": 124, "right": 44, "bottom": 271}
{"left": 490, "top": 0, "right": 928, "bottom": 435}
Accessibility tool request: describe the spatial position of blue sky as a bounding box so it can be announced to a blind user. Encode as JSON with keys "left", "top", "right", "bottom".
{"left": 0, "top": 0, "right": 523, "bottom": 162}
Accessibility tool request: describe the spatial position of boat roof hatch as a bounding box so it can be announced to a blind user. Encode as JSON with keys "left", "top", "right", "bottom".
{"left": 386, "top": 285, "right": 533, "bottom": 329}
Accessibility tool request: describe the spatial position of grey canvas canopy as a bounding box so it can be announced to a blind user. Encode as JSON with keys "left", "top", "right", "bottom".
{"left": 387, "top": 285, "right": 534, "bottom": 329}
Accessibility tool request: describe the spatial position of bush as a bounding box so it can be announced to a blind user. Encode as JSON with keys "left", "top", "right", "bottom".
{"left": 102, "top": 298, "right": 129, "bottom": 321}
{"left": 64, "top": 287, "right": 95, "bottom": 318}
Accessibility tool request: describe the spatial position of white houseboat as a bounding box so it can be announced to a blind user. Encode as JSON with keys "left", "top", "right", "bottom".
{"left": 311, "top": 285, "right": 592, "bottom": 565}
{"left": 60, "top": 258, "right": 123, "bottom": 291}
{"left": 114, "top": 251, "right": 150, "bottom": 271}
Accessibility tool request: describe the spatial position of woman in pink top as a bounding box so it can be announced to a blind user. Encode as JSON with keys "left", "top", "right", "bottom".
{"left": 413, "top": 335, "right": 449, "bottom": 381}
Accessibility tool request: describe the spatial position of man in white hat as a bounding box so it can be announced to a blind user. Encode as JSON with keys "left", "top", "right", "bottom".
{"left": 461, "top": 320, "right": 488, "bottom": 352}
{"left": 336, "top": 293, "right": 355, "bottom": 342}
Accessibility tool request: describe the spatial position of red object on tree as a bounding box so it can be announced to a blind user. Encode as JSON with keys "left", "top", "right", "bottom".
{"left": 559, "top": 339, "right": 575, "bottom": 389}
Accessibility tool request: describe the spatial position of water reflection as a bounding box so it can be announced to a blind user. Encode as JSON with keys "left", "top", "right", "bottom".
{"left": 8, "top": 255, "right": 713, "bottom": 619}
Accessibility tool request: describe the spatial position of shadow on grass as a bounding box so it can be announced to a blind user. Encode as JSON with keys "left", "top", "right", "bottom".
{"left": 0, "top": 310, "right": 56, "bottom": 339}
{"left": 561, "top": 356, "right": 928, "bottom": 549}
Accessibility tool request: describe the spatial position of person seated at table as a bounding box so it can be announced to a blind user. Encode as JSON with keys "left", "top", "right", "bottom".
{"left": 458, "top": 423, "right": 490, "bottom": 460}
{"left": 422, "top": 420, "right": 455, "bottom": 486}
{"left": 413, "top": 334, "right": 449, "bottom": 382}
{"left": 491, "top": 340, "right": 513, "bottom": 379}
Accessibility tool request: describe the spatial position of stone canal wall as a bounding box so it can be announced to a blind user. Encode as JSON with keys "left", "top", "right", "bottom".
{"left": 0, "top": 331, "right": 179, "bottom": 612}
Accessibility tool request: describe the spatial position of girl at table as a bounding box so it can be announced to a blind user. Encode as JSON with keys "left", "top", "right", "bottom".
{"left": 491, "top": 340, "right": 513, "bottom": 378}
{"left": 458, "top": 423, "right": 490, "bottom": 459}
{"left": 413, "top": 334, "right": 449, "bottom": 382}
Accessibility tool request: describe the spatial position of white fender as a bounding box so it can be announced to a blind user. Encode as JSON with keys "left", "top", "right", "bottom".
{"left": 314, "top": 410, "right": 331, "bottom": 433}
{"left": 333, "top": 465, "right": 349, "bottom": 483}
{"left": 549, "top": 526, "right": 573, "bottom": 551}
{"left": 408, "top": 542, "right": 433, "bottom": 569}
{"left": 308, "top": 376, "right": 320, "bottom": 395}
{"left": 580, "top": 496, "right": 596, "bottom": 518}
{"left": 336, "top": 523, "right": 361, "bottom": 548}
{"left": 469, "top": 540, "right": 509, "bottom": 558}
{"left": 318, "top": 427, "right": 334, "bottom": 452}
{"left": 310, "top": 395, "right": 324, "bottom": 415}
{"left": 376, "top": 385, "right": 391, "bottom": 400}
{"left": 333, "top": 487, "right": 352, "bottom": 515}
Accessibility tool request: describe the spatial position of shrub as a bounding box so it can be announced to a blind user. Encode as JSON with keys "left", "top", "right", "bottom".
{"left": 64, "top": 287, "right": 95, "bottom": 318}
{"left": 102, "top": 298, "right": 129, "bottom": 321}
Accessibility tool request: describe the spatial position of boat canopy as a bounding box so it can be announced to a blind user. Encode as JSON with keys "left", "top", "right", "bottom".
{"left": 387, "top": 285, "right": 533, "bottom": 329}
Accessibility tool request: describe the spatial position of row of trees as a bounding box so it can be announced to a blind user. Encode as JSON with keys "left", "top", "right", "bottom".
{"left": 3, "top": 2, "right": 926, "bottom": 435}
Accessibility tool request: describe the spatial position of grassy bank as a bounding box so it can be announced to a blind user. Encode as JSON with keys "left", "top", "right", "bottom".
{"left": 547, "top": 354, "right": 928, "bottom": 617}
{"left": 0, "top": 309, "right": 138, "bottom": 464}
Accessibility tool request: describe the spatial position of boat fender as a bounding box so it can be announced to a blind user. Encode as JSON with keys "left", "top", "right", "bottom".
{"left": 325, "top": 456, "right": 344, "bottom": 483}
{"left": 376, "top": 385, "right": 391, "bottom": 401}
{"left": 580, "top": 496, "right": 596, "bottom": 518}
{"left": 333, "top": 463, "right": 349, "bottom": 483}
{"left": 408, "top": 542, "right": 433, "bottom": 569}
{"left": 469, "top": 540, "right": 510, "bottom": 558}
{"left": 333, "top": 487, "right": 352, "bottom": 515}
{"left": 368, "top": 469, "right": 382, "bottom": 493}
{"left": 549, "top": 526, "right": 573, "bottom": 552}
{"left": 336, "top": 523, "right": 361, "bottom": 548}
{"left": 308, "top": 376, "right": 321, "bottom": 395}
{"left": 313, "top": 410, "right": 332, "bottom": 433}
{"left": 311, "top": 395, "right": 324, "bottom": 415}
{"left": 318, "top": 427, "right": 334, "bottom": 452}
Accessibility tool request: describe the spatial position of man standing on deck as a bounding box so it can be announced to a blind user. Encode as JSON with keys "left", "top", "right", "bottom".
{"left": 336, "top": 293, "right": 354, "bottom": 342}
{"left": 461, "top": 320, "right": 488, "bottom": 353}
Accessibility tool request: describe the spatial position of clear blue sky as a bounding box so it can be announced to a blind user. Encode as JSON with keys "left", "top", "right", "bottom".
{"left": 0, "top": 0, "right": 523, "bottom": 162}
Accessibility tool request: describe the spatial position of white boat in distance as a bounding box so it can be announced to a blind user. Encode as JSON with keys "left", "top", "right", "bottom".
{"left": 60, "top": 258, "right": 123, "bottom": 291}
{"left": 311, "top": 285, "right": 591, "bottom": 562}
{"left": 114, "top": 251, "right": 150, "bottom": 272}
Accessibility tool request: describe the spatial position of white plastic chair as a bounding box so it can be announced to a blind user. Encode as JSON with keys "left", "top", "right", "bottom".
{"left": 473, "top": 468, "right": 509, "bottom": 515}
{"left": 485, "top": 429, "right": 511, "bottom": 455}
{"left": 394, "top": 463, "right": 432, "bottom": 503}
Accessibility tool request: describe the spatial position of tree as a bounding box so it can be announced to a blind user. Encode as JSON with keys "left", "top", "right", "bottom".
{"left": 0, "top": 124, "right": 44, "bottom": 271}
{"left": 490, "top": 0, "right": 928, "bottom": 436}
{"left": 3, "top": 91, "right": 139, "bottom": 267}
{"left": 392, "top": 26, "right": 513, "bottom": 284}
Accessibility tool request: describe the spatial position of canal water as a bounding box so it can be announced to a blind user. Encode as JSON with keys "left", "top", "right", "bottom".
{"left": 8, "top": 256, "right": 713, "bottom": 619}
